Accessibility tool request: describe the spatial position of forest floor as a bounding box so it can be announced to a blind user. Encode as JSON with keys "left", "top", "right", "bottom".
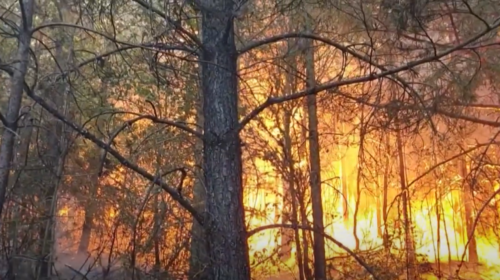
{"left": 420, "top": 261, "right": 500, "bottom": 280}
{"left": 262, "top": 261, "right": 500, "bottom": 280}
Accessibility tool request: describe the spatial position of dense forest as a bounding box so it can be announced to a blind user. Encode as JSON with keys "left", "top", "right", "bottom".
{"left": 2, "top": 0, "right": 500, "bottom": 279}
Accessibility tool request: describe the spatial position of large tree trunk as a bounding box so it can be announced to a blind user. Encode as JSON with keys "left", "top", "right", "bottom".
{"left": 303, "top": 11, "right": 327, "bottom": 279}
{"left": 0, "top": 0, "right": 34, "bottom": 220}
{"left": 199, "top": 1, "right": 250, "bottom": 278}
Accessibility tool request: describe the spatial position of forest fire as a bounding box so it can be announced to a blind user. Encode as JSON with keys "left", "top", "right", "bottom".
{"left": 245, "top": 152, "right": 500, "bottom": 278}
{"left": 49, "top": 70, "right": 500, "bottom": 280}
{"left": 241, "top": 96, "right": 500, "bottom": 279}
{"left": 3, "top": 0, "right": 500, "bottom": 280}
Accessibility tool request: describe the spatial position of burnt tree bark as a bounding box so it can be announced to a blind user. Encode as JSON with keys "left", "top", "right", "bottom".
{"left": 199, "top": 1, "right": 250, "bottom": 278}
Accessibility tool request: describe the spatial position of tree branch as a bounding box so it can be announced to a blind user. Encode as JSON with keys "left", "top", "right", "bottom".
{"left": 31, "top": 23, "right": 197, "bottom": 55}
{"left": 407, "top": 141, "right": 500, "bottom": 189}
{"left": 237, "top": 19, "right": 500, "bottom": 131}
{"left": 111, "top": 114, "right": 203, "bottom": 138}
{"left": 97, "top": 115, "right": 201, "bottom": 177}
{"left": 74, "top": 42, "right": 197, "bottom": 69}
{"left": 17, "top": 80, "right": 204, "bottom": 224}
{"left": 436, "top": 108, "right": 500, "bottom": 127}
{"left": 0, "top": 112, "right": 9, "bottom": 127}
{"left": 130, "top": 0, "right": 203, "bottom": 48}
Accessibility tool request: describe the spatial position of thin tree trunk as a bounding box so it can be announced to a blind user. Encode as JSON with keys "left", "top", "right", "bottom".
{"left": 283, "top": 108, "right": 306, "bottom": 280}
{"left": 353, "top": 111, "right": 366, "bottom": 252}
{"left": 279, "top": 177, "right": 292, "bottom": 260}
{"left": 459, "top": 159, "right": 479, "bottom": 263}
{"left": 435, "top": 184, "right": 442, "bottom": 277}
{"left": 450, "top": 192, "right": 460, "bottom": 260}
{"left": 297, "top": 100, "right": 312, "bottom": 280}
{"left": 341, "top": 121, "right": 349, "bottom": 225}
{"left": 199, "top": 1, "right": 250, "bottom": 278}
{"left": 78, "top": 85, "right": 109, "bottom": 255}
{"left": 291, "top": 36, "right": 312, "bottom": 279}
{"left": 39, "top": 34, "right": 71, "bottom": 279}
{"left": 78, "top": 179, "right": 96, "bottom": 254}
{"left": 188, "top": 138, "right": 209, "bottom": 277}
{"left": 6, "top": 109, "right": 34, "bottom": 279}
{"left": 152, "top": 193, "right": 165, "bottom": 273}
{"left": 278, "top": 36, "right": 303, "bottom": 271}
{"left": 432, "top": 146, "right": 441, "bottom": 277}
{"left": 396, "top": 127, "right": 416, "bottom": 280}
{"left": 279, "top": 178, "right": 292, "bottom": 260}
{"left": 78, "top": 151, "right": 101, "bottom": 255}
{"left": 353, "top": 146, "right": 362, "bottom": 252}
{"left": 298, "top": 192, "right": 312, "bottom": 280}
{"left": 382, "top": 133, "right": 390, "bottom": 251}
{"left": 188, "top": 52, "right": 209, "bottom": 279}
{"left": 38, "top": 91, "right": 64, "bottom": 279}
{"left": 441, "top": 200, "right": 453, "bottom": 276}
{"left": 303, "top": 9, "right": 327, "bottom": 279}
{"left": 0, "top": 0, "right": 34, "bottom": 220}
{"left": 297, "top": 75, "right": 312, "bottom": 280}
{"left": 376, "top": 176, "right": 383, "bottom": 239}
